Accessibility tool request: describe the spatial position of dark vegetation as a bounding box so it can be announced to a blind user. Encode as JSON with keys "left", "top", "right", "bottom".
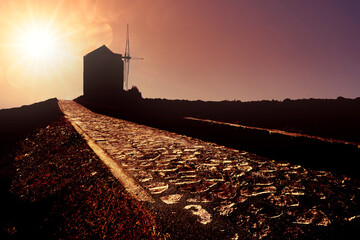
{"left": 0, "top": 99, "right": 163, "bottom": 239}
{"left": 1, "top": 93, "right": 359, "bottom": 238}
{"left": 0, "top": 98, "right": 63, "bottom": 189}
{"left": 0, "top": 98, "right": 63, "bottom": 145}
{"left": 143, "top": 96, "right": 360, "bottom": 143}
{"left": 76, "top": 92, "right": 360, "bottom": 179}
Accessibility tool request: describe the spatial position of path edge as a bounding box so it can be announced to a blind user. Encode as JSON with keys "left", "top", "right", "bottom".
{"left": 58, "top": 100, "right": 155, "bottom": 203}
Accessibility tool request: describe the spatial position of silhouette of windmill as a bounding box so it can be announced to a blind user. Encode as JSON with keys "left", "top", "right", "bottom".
{"left": 122, "top": 24, "right": 143, "bottom": 90}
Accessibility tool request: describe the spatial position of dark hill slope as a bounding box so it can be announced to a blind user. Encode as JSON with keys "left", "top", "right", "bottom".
{"left": 143, "top": 97, "right": 360, "bottom": 143}
{"left": 0, "top": 99, "right": 163, "bottom": 239}
{"left": 0, "top": 98, "right": 63, "bottom": 146}
{"left": 76, "top": 96, "right": 360, "bottom": 179}
{"left": 0, "top": 98, "right": 63, "bottom": 179}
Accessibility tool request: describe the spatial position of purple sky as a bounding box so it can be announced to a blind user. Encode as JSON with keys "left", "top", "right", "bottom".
{"left": 1, "top": 0, "right": 360, "bottom": 108}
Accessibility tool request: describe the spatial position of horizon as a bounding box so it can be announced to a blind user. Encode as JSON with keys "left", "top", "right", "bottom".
{"left": 3, "top": 94, "right": 360, "bottom": 111}
{"left": 1, "top": 0, "right": 360, "bottom": 109}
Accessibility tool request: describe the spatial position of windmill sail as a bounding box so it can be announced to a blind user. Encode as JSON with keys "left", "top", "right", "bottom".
{"left": 122, "top": 24, "right": 143, "bottom": 90}
{"left": 124, "top": 24, "right": 130, "bottom": 90}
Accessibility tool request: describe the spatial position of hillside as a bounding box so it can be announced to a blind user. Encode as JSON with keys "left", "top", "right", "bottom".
{"left": 76, "top": 95, "right": 360, "bottom": 179}
{"left": 0, "top": 99, "right": 163, "bottom": 239}
{"left": 142, "top": 97, "right": 360, "bottom": 143}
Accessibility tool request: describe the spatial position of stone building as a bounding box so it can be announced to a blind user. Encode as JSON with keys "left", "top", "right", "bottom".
{"left": 83, "top": 45, "right": 124, "bottom": 101}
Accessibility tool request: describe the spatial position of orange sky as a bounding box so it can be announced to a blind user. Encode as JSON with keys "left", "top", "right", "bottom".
{"left": 1, "top": 0, "right": 360, "bottom": 109}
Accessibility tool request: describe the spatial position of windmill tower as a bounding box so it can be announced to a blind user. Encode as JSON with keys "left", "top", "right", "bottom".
{"left": 122, "top": 24, "right": 143, "bottom": 90}
{"left": 83, "top": 25, "right": 142, "bottom": 102}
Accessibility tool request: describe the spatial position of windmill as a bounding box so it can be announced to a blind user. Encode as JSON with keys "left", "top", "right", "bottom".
{"left": 122, "top": 24, "right": 143, "bottom": 90}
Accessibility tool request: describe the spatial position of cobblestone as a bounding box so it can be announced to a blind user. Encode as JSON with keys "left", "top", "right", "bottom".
{"left": 59, "top": 100, "right": 360, "bottom": 239}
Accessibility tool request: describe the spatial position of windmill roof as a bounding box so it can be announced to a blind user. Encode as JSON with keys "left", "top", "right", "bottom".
{"left": 85, "top": 45, "right": 114, "bottom": 57}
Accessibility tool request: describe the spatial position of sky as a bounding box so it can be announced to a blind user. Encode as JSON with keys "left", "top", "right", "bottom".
{"left": 1, "top": 0, "right": 360, "bottom": 109}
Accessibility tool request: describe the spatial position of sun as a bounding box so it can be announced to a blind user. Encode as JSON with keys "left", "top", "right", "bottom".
{"left": 7, "top": 20, "right": 73, "bottom": 88}
{"left": 3, "top": 0, "right": 107, "bottom": 90}
{"left": 23, "top": 29, "right": 56, "bottom": 60}
{"left": 18, "top": 26, "right": 59, "bottom": 63}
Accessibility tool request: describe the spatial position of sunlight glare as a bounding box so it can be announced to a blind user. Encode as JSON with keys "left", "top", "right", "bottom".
{"left": 23, "top": 29, "right": 56, "bottom": 60}
{"left": 3, "top": 0, "right": 107, "bottom": 92}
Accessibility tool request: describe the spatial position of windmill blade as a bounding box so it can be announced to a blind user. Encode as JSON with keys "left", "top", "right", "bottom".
{"left": 131, "top": 56, "right": 144, "bottom": 60}
{"left": 123, "top": 59, "right": 129, "bottom": 90}
{"left": 125, "top": 24, "right": 130, "bottom": 58}
{"left": 126, "top": 60, "right": 130, "bottom": 90}
{"left": 122, "top": 24, "right": 143, "bottom": 90}
{"left": 124, "top": 24, "right": 130, "bottom": 90}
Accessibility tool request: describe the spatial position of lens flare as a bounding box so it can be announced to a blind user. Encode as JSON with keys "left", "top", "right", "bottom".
{"left": 23, "top": 29, "right": 56, "bottom": 60}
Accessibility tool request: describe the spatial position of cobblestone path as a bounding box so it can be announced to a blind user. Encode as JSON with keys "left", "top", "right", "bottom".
{"left": 59, "top": 100, "right": 360, "bottom": 239}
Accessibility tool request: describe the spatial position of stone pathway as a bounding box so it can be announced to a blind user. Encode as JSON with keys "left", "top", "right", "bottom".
{"left": 59, "top": 100, "right": 360, "bottom": 239}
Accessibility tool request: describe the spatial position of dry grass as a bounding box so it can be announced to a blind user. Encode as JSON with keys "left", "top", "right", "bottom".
{"left": 2, "top": 117, "right": 167, "bottom": 239}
